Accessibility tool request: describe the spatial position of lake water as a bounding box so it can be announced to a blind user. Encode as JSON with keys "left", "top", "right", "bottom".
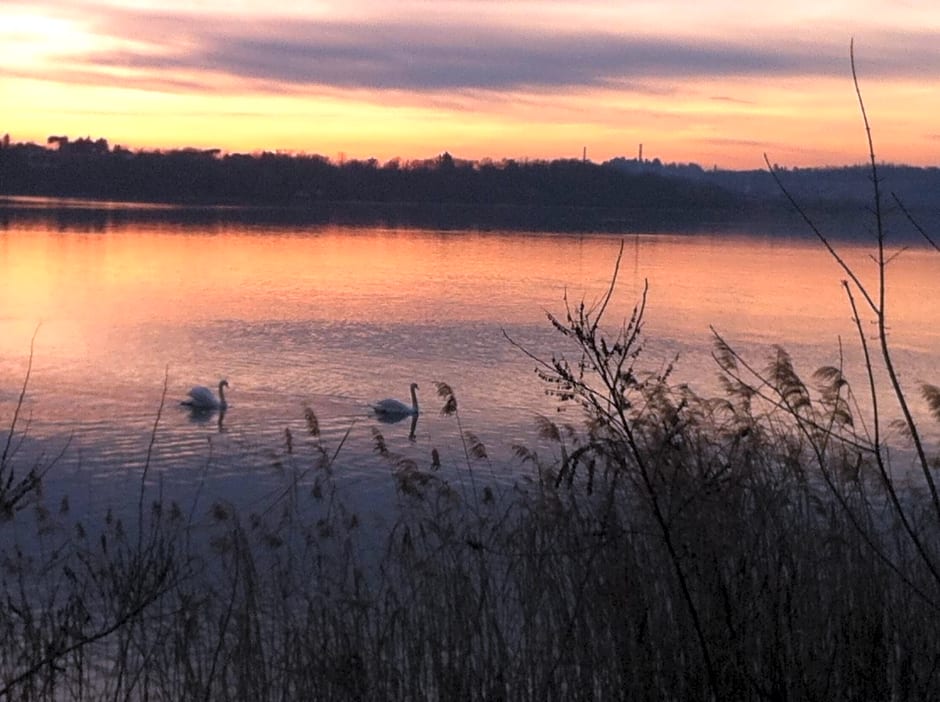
{"left": 1, "top": 197, "right": 939, "bottom": 520}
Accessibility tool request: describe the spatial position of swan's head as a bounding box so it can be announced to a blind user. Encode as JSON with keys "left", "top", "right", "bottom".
{"left": 220, "top": 379, "right": 229, "bottom": 389}
{"left": 410, "top": 382, "right": 419, "bottom": 392}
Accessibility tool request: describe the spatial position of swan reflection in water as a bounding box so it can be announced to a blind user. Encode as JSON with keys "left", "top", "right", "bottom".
{"left": 372, "top": 383, "right": 420, "bottom": 441}
{"left": 374, "top": 409, "right": 419, "bottom": 440}
{"left": 185, "top": 406, "right": 227, "bottom": 433}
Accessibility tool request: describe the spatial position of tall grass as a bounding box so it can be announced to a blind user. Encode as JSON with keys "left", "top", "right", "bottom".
{"left": 7, "top": 355, "right": 940, "bottom": 700}
{"left": 3, "top": 50, "right": 940, "bottom": 700}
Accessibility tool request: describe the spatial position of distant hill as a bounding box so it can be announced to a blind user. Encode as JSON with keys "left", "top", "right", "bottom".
{"left": 606, "top": 156, "right": 940, "bottom": 210}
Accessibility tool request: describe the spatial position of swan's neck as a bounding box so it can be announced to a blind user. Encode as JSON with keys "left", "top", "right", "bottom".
{"left": 410, "top": 385, "right": 419, "bottom": 414}
{"left": 218, "top": 382, "right": 227, "bottom": 408}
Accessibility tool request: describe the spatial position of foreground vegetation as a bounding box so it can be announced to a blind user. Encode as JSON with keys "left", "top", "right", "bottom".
{"left": 2, "top": 247, "right": 939, "bottom": 700}
{"left": 3, "top": 52, "right": 940, "bottom": 700}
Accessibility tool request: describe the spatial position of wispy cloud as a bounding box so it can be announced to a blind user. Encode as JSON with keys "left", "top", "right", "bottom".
{"left": 16, "top": 2, "right": 940, "bottom": 95}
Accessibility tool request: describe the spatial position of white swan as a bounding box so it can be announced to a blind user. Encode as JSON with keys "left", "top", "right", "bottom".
{"left": 373, "top": 382, "right": 419, "bottom": 418}
{"left": 182, "top": 379, "right": 229, "bottom": 410}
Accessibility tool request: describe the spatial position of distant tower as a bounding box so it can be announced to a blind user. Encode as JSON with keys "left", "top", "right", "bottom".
{"left": 638, "top": 143, "right": 643, "bottom": 162}
{"left": 582, "top": 146, "right": 587, "bottom": 163}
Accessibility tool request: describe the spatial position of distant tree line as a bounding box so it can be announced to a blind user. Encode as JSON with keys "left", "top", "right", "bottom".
{"left": 0, "top": 135, "right": 740, "bottom": 211}
{"left": 4, "top": 134, "right": 937, "bottom": 216}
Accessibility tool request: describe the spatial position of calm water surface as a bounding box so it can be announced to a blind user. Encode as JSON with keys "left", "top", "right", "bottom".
{"left": 1, "top": 202, "right": 938, "bottom": 517}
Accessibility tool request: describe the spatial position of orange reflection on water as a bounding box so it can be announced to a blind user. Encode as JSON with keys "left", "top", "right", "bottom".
{"left": 1, "top": 224, "right": 938, "bottom": 371}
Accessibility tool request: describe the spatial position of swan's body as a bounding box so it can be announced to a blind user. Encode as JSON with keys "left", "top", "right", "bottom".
{"left": 182, "top": 379, "right": 228, "bottom": 410}
{"left": 373, "top": 383, "right": 419, "bottom": 418}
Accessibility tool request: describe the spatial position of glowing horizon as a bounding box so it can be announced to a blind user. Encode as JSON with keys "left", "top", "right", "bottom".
{"left": 3, "top": 1, "right": 940, "bottom": 169}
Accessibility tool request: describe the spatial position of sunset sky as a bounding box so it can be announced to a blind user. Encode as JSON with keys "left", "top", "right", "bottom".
{"left": 3, "top": 0, "right": 940, "bottom": 169}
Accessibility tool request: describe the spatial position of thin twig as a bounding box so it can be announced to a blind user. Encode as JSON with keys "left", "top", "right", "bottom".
{"left": 139, "top": 368, "right": 169, "bottom": 553}
{"left": 892, "top": 192, "right": 940, "bottom": 252}
{"left": 849, "top": 39, "right": 940, "bottom": 522}
{"left": 2, "top": 324, "right": 41, "bottom": 470}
